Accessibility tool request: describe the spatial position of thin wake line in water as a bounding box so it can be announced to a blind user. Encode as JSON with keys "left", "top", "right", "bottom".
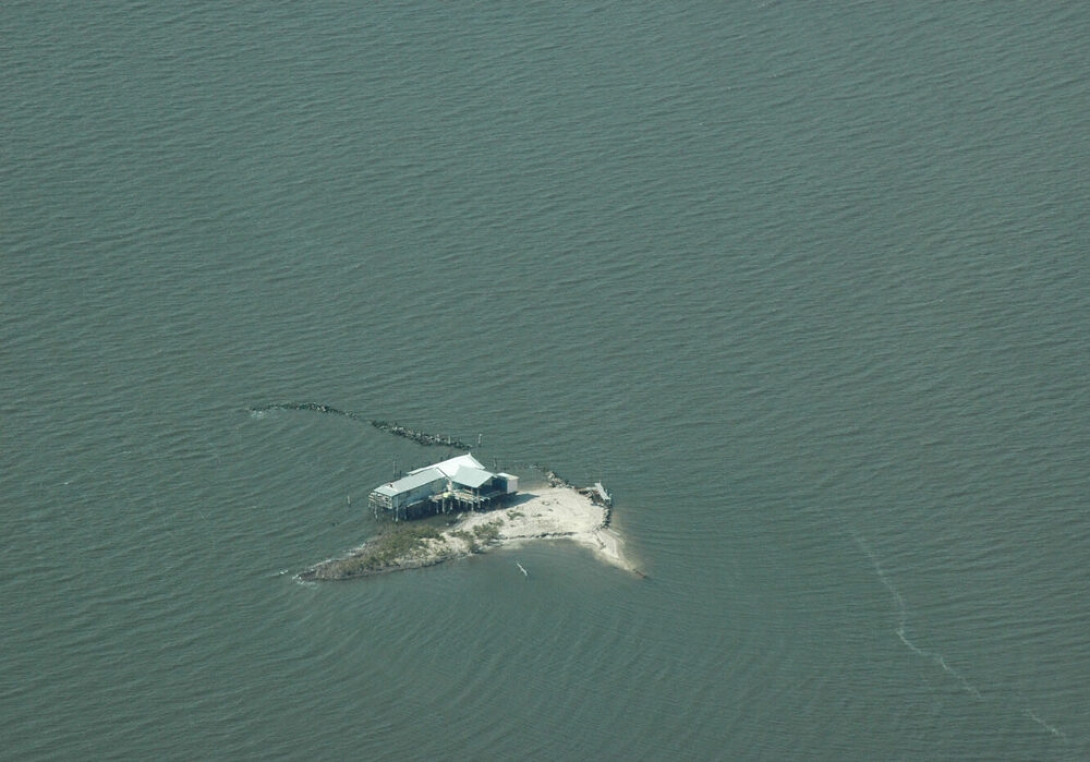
{"left": 1024, "top": 709, "right": 1065, "bottom": 739}
{"left": 850, "top": 529, "right": 981, "bottom": 698}
{"left": 848, "top": 528, "right": 1069, "bottom": 744}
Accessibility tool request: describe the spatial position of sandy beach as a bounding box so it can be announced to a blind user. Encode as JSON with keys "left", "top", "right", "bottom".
{"left": 457, "top": 486, "right": 633, "bottom": 571}
{"left": 301, "top": 486, "right": 636, "bottom": 580}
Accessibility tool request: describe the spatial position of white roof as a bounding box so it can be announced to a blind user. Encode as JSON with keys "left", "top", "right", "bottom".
{"left": 451, "top": 465, "right": 494, "bottom": 489}
{"left": 374, "top": 467, "right": 445, "bottom": 496}
{"left": 409, "top": 453, "right": 486, "bottom": 480}
{"left": 373, "top": 454, "right": 492, "bottom": 497}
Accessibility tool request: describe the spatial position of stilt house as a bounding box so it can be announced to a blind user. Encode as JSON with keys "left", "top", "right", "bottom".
{"left": 368, "top": 454, "right": 518, "bottom": 520}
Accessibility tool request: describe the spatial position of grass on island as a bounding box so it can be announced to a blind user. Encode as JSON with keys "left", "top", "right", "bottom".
{"left": 305, "top": 516, "right": 506, "bottom": 580}
{"left": 318, "top": 523, "right": 444, "bottom": 578}
{"left": 472, "top": 520, "right": 502, "bottom": 543}
{"left": 450, "top": 519, "right": 502, "bottom": 554}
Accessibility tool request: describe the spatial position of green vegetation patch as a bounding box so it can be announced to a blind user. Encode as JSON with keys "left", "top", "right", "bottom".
{"left": 450, "top": 520, "right": 502, "bottom": 554}
{"left": 472, "top": 520, "right": 502, "bottom": 544}
{"left": 318, "top": 524, "right": 445, "bottom": 578}
{"left": 449, "top": 529, "right": 477, "bottom": 553}
{"left": 300, "top": 516, "right": 509, "bottom": 581}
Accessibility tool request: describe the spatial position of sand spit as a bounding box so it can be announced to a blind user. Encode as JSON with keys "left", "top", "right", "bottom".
{"left": 299, "top": 486, "right": 637, "bottom": 581}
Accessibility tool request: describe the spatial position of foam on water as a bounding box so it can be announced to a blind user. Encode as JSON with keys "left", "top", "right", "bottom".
{"left": 850, "top": 527, "right": 1071, "bottom": 745}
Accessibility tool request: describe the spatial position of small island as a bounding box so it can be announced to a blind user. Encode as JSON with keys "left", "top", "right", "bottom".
{"left": 298, "top": 455, "right": 635, "bottom": 581}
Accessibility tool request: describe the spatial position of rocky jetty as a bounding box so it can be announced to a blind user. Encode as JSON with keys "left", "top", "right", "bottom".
{"left": 249, "top": 402, "right": 472, "bottom": 450}
{"left": 368, "top": 420, "right": 472, "bottom": 450}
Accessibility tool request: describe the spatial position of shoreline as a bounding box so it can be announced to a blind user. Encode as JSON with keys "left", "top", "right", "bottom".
{"left": 299, "top": 486, "right": 638, "bottom": 581}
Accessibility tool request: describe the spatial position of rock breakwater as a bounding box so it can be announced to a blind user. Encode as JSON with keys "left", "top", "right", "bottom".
{"left": 249, "top": 402, "right": 472, "bottom": 450}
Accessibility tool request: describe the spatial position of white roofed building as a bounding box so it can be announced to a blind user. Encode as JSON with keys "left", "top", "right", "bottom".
{"left": 369, "top": 454, "right": 518, "bottom": 521}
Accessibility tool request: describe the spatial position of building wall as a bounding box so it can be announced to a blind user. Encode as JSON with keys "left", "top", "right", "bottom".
{"left": 496, "top": 473, "right": 519, "bottom": 494}
{"left": 387, "top": 477, "right": 446, "bottom": 510}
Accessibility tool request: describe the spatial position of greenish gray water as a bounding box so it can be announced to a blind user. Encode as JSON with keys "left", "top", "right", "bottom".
{"left": 3, "top": 3, "right": 1089, "bottom": 759}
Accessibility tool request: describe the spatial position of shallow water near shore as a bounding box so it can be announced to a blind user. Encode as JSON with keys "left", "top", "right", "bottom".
{"left": 4, "top": 3, "right": 1090, "bottom": 759}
